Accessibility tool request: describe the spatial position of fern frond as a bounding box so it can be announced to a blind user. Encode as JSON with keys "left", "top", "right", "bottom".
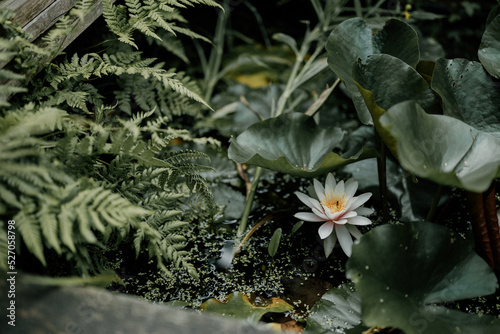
{"left": 103, "top": 0, "right": 138, "bottom": 49}
{"left": 16, "top": 200, "right": 47, "bottom": 266}
{"left": 164, "top": 149, "right": 210, "bottom": 165}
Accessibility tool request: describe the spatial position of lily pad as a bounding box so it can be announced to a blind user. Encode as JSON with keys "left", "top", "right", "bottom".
{"left": 479, "top": 14, "right": 500, "bottom": 78}
{"left": 380, "top": 100, "right": 500, "bottom": 192}
{"left": 431, "top": 58, "right": 500, "bottom": 137}
{"left": 227, "top": 113, "right": 377, "bottom": 178}
{"left": 200, "top": 292, "right": 293, "bottom": 321}
{"left": 352, "top": 54, "right": 440, "bottom": 155}
{"left": 346, "top": 221, "right": 500, "bottom": 334}
{"left": 304, "top": 283, "right": 364, "bottom": 334}
{"left": 326, "top": 18, "right": 419, "bottom": 124}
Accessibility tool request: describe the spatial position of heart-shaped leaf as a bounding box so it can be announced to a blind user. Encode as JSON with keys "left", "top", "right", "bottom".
{"left": 380, "top": 100, "right": 500, "bottom": 192}
{"left": 227, "top": 112, "right": 377, "bottom": 178}
{"left": 352, "top": 54, "right": 440, "bottom": 155}
{"left": 431, "top": 58, "right": 500, "bottom": 137}
{"left": 479, "top": 14, "right": 500, "bottom": 78}
{"left": 200, "top": 292, "right": 293, "bottom": 321}
{"left": 304, "top": 283, "right": 364, "bottom": 334}
{"left": 346, "top": 221, "right": 500, "bottom": 334}
{"left": 326, "top": 18, "right": 419, "bottom": 124}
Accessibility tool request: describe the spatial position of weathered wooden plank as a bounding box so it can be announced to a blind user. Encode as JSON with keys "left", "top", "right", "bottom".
{"left": 24, "top": 0, "right": 80, "bottom": 42}
{"left": 32, "top": 0, "right": 110, "bottom": 50}
{"left": 0, "top": 281, "right": 277, "bottom": 334}
{"left": 0, "top": 0, "right": 114, "bottom": 101}
{"left": 0, "top": 0, "right": 55, "bottom": 29}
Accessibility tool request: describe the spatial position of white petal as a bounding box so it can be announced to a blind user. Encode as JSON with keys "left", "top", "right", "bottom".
{"left": 318, "top": 221, "right": 334, "bottom": 239}
{"left": 347, "top": 192, "right": 372, "bottom": 211}
{"left": 344, "top": 180, "right": 358, "bottom": 200}
{"left": 347, "top": 216, "right": 373, "bottom": 226}
{"left": 355, "top": 207, "right": 374, "bottom": 216}
{"left": 335, "top": 219, "right": 348, "bottom": 225}
{"left": 336, "top": 224, "right": 353, "bottom": 257}
{"left": 322, "top": 206, "right": 336, "bottom": 220}
{"left": 334, "top": 180, "right": 345, "bottom": 197}
{"left": 325, "top": 173, "right": 336, "bottom": 195}
{"left": 323, "top": 231, "right": 337, "bottom": 258}
{"left": 314, "top": 179, "right": 326, "bottom": 202}
{"left": 294, "top": 212, "right": 328, "bottom": 222}
{"left": 346, "top": 225, "right": 362, "bottom": 239}
{"left": 295, "top": 191, "right": 323, "bottom": 212}
{"left": 312, "top": 207, "right": 330, "bottom": 220}
{"left": 331, "top": 210, "right": 345, "bottom": 221}
{"left": 342, "top": 211, "right": 358, "bottom": 219}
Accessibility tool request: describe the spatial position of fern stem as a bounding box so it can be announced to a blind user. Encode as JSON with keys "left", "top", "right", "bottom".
{"left": 237, "top": 166, "right": 264, "bottom": 236}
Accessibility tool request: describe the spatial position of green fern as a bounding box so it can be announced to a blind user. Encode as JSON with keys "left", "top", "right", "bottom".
{"left": 1, "top": 0, "right": 218, "bottom": 280}
{"left": 46, "top": 52, "right": 211, "bottom": 109}
{"left": 103, "top": 0, "right": 221, "bottom": 49}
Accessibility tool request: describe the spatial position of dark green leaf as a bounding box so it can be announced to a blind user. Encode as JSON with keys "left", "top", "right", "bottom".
{"left": 479, "top": 14, "right": 500, "bottom": 78}
{"left": 326, "top": 18, "right": 419, "bottom": 124}
{"left": 380, "top": 100, "right": 500, "bottom": 192}
{"left": 268, "top": 228, "right": 282, "bottom": 257}
{"left": 211, "top": 184, "right": 246, "bottom": 221}
{"left": 347, "top": 221, "right": 500, "bottom": 334}
{"left": 431, "top": 58, "right": 500, "bottom": 136}
{"left": 227, "top": 113, "right": 377, "bottom": 177}
{"left": 291, "top": 221, "right": 303, "bottom": 234}
{"left": 352, "top": 54, "right": 440, "bottom": 155}
{"left": 304, "top": 283, "right": 364, "bottom": 334}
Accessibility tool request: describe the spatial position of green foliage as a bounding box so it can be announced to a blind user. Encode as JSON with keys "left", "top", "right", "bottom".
{"left": 103, "top": 0, "right": 220, "bottom": 49}
{"left": 326, "top": 18, "right": 420, "bottom": 125}
{"left": 0, "top": 0, "right": 217, "bottom": 277}
{"left": 228, "top": 112, "right": 377, "bottom": 177}
{"left": 347, "top": 222, "right": 500, "bottom": 334}
{"left": 305, "top": 283, "right": 362, "bottom": 334}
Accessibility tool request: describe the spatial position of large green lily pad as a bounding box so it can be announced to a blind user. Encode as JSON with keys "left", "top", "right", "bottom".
{"left": 352, "top": 54, "right": 440, "bottom": 155}
{"left": 346, "top": 221, "right": 500, "bottom": 334}
{"left": 431, "top": 58, "right": 500, "bottom": 137}
{"left": 380, "top": 100, "right": 500, "bottom": 192}
{"left": 479, "top": 14, "right": 500, "bottom": 78}
{"left": 227, "top": 112, "right": 377, "bottom": 178}
{"left": 326, "top": 18, "right": 419, "bottom": 124}
{"left": 304, "top": 283, "right": 364, "bottom": 334}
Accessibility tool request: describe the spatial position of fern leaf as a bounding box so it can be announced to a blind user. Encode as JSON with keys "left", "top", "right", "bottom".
{"left": 16, "top": 204, "right": 47, "bottom": 266}
{"left": 39, "top": 201, "right": 62, "bottom": 254}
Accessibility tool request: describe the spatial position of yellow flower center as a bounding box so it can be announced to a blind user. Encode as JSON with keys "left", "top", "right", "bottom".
{"left": 321, "top": 192, "right": 347, "bottom": 213}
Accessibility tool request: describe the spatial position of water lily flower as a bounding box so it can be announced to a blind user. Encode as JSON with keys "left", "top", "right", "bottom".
{"left": 294, "top": 173, "right": 373, "bottom": 257}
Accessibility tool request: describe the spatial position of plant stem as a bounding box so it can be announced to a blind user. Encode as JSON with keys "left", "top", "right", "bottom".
{"left": 275, "top": 52, "right": 304, "bottom": 116}
{"left": 375, "top": 130, "right": 388, "bottom": 222}
{"left": 234, "top": 212, "right": 277, "bottom": 258}
{"left": 467, "top": 190, "right": 495, "bottom": 268}
{"left": 484, "top": 183, "right": 500, "bottom": 268}
{"left": 354, "top": 0, "right": 363, "bottom": 17}
{"left": 425, "top": 185, "right": 443, "bottom": 222}
{"left": 305, "top": 78, "right": 341, "bottom": 117}
{"left": 237, "top": 166, "right": 264, "bottom": 236}
{"left": 203, "top": 1, "right": 229, "bottom": 102}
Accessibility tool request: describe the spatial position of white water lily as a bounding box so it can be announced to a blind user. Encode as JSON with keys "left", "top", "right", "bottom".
{"left": 294, "top": 173, "right": 373, "bottom": 257}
